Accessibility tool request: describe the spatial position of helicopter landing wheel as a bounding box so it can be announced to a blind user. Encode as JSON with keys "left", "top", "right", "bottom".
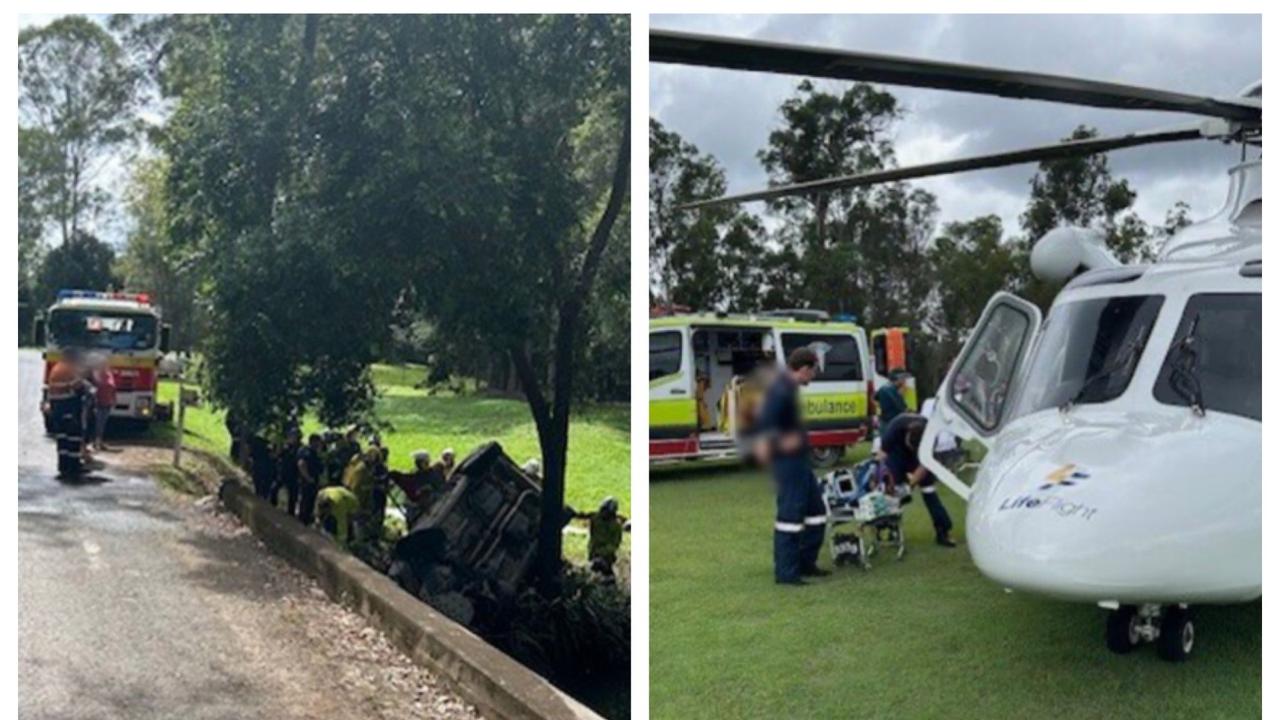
{"left": 1156, "top": 606, "right": 1194, "bottom": 662}
{"left": 1105, "top": 605, "right": 1141, "bottom": 654}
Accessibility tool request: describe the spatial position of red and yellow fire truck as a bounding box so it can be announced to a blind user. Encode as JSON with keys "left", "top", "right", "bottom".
{"left": 36, "top": 290, "right": 172, "bottom": 432}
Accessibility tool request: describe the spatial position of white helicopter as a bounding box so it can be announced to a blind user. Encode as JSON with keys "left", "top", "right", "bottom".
{"left": 652, "top": 29, "right": 1261, "bottom": 661}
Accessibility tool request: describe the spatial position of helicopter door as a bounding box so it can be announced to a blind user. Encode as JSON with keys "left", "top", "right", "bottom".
{"left": 920, "top": 293, "right": 1041, "bottom": 500}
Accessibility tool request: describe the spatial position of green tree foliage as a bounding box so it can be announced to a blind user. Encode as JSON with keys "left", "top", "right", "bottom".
{"left": 18, "top": 128, "right": 57, "bottom": 297}
{"left": 920, "top": 215, "right": 1023, "bottom": 387}
{"left": 1161, "top": 200, "right": 1194, "bottom": 239}
{"left": 649, "top": 119, "right": 767, "bottom": 311}
{"left": 1021, "top": 125, "right": 1154, "bottom": 263}
{"left": 19, "top": 16, "right": 139, "bottom": 247}
{"left": 365, "top": 15, "right": 630, "bottom": 582}
{"left": 756, "top": 81, "right": 937, "bottom": 324}
{"left": 122, "top": 14, "right": 628, "bottom": 582}
{"left": 35, "top": 231, "right": 119, "bottom": 306}
{"left": 117, "top": 156, "right": 202, "bottom": 351}
{"left": 139, "top": 15, "right": 377, "bottom": 430}
{"left": 1013, "top": 125, "right": 1157, "bottom": 310}
{"left": 653, "top": 93, "right": 1192, "bottom": 397}
{"left": 758, "top": 80, "right": 899, "bottom": 248}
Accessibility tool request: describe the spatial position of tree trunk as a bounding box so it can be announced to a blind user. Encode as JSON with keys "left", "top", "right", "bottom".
{"left": 69, "top": 153, "right": 80, "bottom": 244}
{"left": 520, "top": 114, "right": 630, "bottom": 591}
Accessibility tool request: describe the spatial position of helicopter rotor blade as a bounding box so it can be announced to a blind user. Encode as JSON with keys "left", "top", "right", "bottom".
{"left": 679, "top": 125, "right": 1204, "bottom": 210}
{"left": 651, "top": 29, "right": 1261, "bottom": 124}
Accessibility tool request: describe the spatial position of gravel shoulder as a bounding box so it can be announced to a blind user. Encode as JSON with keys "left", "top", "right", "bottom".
{"left": 22, "top": 441, "right": 480, "bottom": 720}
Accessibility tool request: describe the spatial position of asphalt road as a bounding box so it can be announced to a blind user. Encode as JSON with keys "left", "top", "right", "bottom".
{"left": 17, "top": 349, "right": 475, "bottom": 720}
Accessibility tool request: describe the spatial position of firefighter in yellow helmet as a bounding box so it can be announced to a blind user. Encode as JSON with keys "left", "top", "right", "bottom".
{"left": 440, "top": 448, "right": 456, "bottom": 478}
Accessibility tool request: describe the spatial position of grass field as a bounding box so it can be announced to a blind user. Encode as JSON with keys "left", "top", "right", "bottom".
{"left": 650, "top": 451, "right": 1261, "bottom": 720}
{"left": 155, "top": 362, "right": 630, "bottom": 517}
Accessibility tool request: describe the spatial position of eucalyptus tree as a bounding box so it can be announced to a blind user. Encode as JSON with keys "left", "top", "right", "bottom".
{"left": 19, "top": 16, "right": 140, "bottom": 247}
{"left": 649, "top": 119, "right": 767, "bottom": 311}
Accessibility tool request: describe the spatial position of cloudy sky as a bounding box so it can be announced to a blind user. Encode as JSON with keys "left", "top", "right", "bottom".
{"left": 650, "top": 14, "right": 1261, "bottom": 234}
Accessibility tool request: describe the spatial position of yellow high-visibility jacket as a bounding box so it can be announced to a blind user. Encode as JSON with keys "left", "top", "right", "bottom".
{"left": 316, "top": 486, "right": 358, "bottom": 548}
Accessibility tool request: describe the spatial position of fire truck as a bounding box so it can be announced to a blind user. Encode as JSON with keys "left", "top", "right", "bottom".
{"left": 35, "top": 290, "right": 172, "bottom": 433}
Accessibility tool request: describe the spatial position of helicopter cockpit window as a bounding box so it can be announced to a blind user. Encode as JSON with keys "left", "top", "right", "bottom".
{"left": 1154, "top": 293, "right": 1261, "bottom": 421}
{"left": 1011, "top": 295, "right": 1164, "bottom": 418}
{"left": 948, "top": 303, "right": 1034, "bottom": 432}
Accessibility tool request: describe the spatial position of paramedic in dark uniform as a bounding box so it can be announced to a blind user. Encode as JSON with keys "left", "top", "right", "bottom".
{"left": 875, "top": 368, "right": 911, "bottom": 427}
{"left": 880, "top": 412, "right": 956, "bottom": 547}
{"left": 756, "top": 346, "right": 828, "bottom": 585}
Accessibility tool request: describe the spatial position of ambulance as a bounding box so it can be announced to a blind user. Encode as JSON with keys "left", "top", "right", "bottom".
{"left": 649, "top": 310, "right": 874, "bottom": 467}
{"left": 36, "top": 290, "right": 172, "bottom": 432}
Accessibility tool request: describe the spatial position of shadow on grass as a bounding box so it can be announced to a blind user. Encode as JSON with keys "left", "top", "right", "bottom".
{"left": 376, "top": 394, "right": 536, "bottom": 436}
{"left": 649, "top": 441, "right": 870, "bottom": 484}
{"left": 650, "top": 460, "right": 760, "bottom": 483}
{"left": 569, "top": 403, "right": 629, "bottom": 435}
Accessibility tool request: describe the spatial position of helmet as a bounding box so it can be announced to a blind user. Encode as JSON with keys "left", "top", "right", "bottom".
{"left": 522, "top": 458, "right": 541, "bottom": 476}
{"left": 599, "top": 496, "right": 619, "bottom": 516}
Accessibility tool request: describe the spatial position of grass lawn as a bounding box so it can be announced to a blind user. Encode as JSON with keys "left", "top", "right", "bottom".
{"left": 650, "top": 450, "right": 1260, "bottom": 720}
{"left": 154, "top": 363, "right": 630, "bottom": 545}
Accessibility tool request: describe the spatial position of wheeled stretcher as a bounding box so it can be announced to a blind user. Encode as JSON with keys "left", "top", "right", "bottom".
{"left": 820, "top": 460, "right": 907, "bottom": 569}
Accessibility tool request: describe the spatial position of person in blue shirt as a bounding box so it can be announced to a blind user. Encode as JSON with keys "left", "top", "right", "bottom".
{"left": 880, "top": 412, "right": 956, "bottom": 547}
{"left": 755, "top": 347, "right": 829, "bottom": 586}
{"left": 875, "top": 368, "right": 911, "bottom": 427}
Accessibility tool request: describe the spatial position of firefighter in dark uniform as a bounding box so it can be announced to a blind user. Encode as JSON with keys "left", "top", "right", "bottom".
{"left": 756, "top": 347, "right": 828, "bottom": 586}
{"left": 880, "top": 412, "right": 956, "bottom": 547}
{"left": 47, "top": 347, "right": 91, "bottom": 476}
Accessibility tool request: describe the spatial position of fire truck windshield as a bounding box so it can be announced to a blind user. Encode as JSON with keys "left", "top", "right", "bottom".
{"left": 48, "top": 309, "right": 158, "bottom": 351}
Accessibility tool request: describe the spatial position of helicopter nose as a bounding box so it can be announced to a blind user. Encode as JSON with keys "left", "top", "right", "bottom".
{"left": 967, "top": 468, "right": 1119, "bottom": 601}
{"left": 964, "top": 414, "right": 1260, "bottom": 603}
